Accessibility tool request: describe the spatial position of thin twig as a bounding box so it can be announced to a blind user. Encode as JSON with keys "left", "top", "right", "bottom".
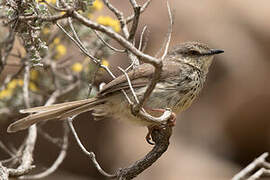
{"left": 56, "top": 22, "right": 99, "bottom": 64}
{"left": 247, "top": 168, "right": 270, "bottom": 180}
{"left": 67, "top": 117, "right": 116, "bottom": 178}
{"left": 57, "top": 21, "right": 117, "bottom": 79}
{"left": 20, "top": 122, "right": 69, "bottom": 179}
{"left": 71, "top": 11, "right": 161, "bottom": 68}
{"left": 0, "top": 141, "right": 14, "bottom": 157}
{"left": 8, "top": 65, "right": 38, "bottom": 177}
{"left": 117, "top": 126, "right": 172, "bottom": 179}
{"left": 93, "top": 30, "right": 125, "bottom": 53}
{"left": 161, "top": 0, "right": 173, "bottom": 60}
{"left": 126, "top": 0, "right": 151, "bottom": 24}
{"left": 37, "top": 128, "right": 63, "bottom": 148}
{"left": 138, "top": 25, "right": 148, "bottom": 51}
{"left": 8, "top": 126, "right": 37, "bottom": 177}
{"left": 118, "top": 67, "right": 139, "bottom": 104}
{"left": 232, "top": 152, "right": 269, "bottom": 180}
{"left": 101, "top": 0, "right": 129, "bottom": 38}
{"left": 128, "top": 4, "right": 140, "bottom": 41}
{"left": 23, "top": 65, "right": 30, "bottom": 108}
{"left": 0, "top": 163, "right": 8, "bottom": 180}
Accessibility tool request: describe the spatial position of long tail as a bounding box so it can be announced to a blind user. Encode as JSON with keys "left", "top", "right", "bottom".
{"left": 7, "top": 98, "right": 105, "bottom": 133}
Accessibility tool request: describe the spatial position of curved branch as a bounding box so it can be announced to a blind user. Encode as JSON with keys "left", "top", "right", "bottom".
{"left": 116, "top": 127, "right": 172, "bottom": 179}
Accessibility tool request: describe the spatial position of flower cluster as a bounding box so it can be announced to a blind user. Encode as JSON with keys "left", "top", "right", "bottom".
{"left": 0, "top": 78, "right": 38, "bottom": 100}
{"left": 97, "top": 16, "right": 121, "bottom": 32}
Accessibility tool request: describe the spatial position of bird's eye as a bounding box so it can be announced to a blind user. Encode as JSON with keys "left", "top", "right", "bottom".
{"left": 189, "top": 50, "right": 200, "bottom": 55}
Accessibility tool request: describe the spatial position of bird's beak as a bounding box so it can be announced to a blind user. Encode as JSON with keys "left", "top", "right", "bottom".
{"left": 210, "top": 49, "right": 224, "bottom": 55}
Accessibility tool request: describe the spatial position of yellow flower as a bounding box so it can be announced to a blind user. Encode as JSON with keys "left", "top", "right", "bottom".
{"left": 17, "top": 79, "right": 24, "bottom": 86}
{"left": 87, "top": 13, "right": 93, "bottom": 19}
{"left": 55, "top": 44, "right": 67, "bottom": 59}
{"left": 53, "top": 37, "right": 61, "bottom": 45}
{"left": 29, "top": 82, "right": 38, "bottom": 92}
{"left": 92, "top": 0, "right": 103, "bottom": 11}
{"left": 30, "top": 69, "right": 39, "bottom": 81}
{"left": 101, "top": 59, "right": 109, "bottom": 67}
{"left": 97, "top": 16, "right": 120, "bottom": 32}
{"left": 37, "top": 0, "right": 56, "bottom": 4}
{"left": 7, "top": 79, "right": 18, "bottom": 89}
{"left": 71, "top": 62, "right": 83, "bottom": 73}
{"left": 0, "top": 89, "right": 13, "bottom": 99}
{"left": 42, "top": 27, "right": 50, "bottom": 35}
{"left": 110, "top": 20, "right": 120, "bottom": 32}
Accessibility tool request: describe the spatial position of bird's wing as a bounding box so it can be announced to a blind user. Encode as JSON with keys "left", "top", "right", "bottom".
{"left": 99, "top": 61, "right": 182, "bottom": 96}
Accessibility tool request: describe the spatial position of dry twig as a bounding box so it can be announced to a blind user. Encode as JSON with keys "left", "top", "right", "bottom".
{"left": 233, "top": 152, "right": 270, "bottom": 180}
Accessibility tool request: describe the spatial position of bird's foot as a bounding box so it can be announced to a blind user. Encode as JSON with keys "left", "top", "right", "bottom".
{"left": 145, "top": 108, "right": 176, "bottom": 145}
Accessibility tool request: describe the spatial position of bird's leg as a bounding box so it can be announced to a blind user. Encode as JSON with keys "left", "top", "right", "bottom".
{"left": 146, "top": 108, "right": 176, "bottom": 126}
{"left": 145, "top": 108, "right": 176, "bottom": 145}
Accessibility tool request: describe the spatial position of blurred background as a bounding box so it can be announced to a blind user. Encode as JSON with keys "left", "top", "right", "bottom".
{"left": 1, "top": 0, "right": 270, "bottom": 179}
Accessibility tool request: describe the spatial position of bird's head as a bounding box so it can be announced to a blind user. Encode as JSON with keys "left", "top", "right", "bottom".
{"left": 167, "top": 42, "right": 224, "bottom": 74}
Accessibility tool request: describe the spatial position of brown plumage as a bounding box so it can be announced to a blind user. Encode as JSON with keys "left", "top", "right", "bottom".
{"left": 7, "top": 42, "right": 223, "bottom": 133}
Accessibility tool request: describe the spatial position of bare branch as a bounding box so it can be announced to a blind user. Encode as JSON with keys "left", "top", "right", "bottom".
{"left": 71, "top": 11, "right": 161, "bottom": 66}
{"left": 56, "top": 22, "right": 99, "bottom": 64}
{"left": 20, "top": 122, "right": 69, "bottom": 179}
{"left": 23, "top": 65, "right": 30, "bottom": 108}
{"left": 0, "top": 163, "right": 8, "bottom": 180}
{"left": 117, "top": 126, "right": 172, "bottom": 179}
{"left": 138, "top": 25, "right": 148, "bottom": 51}
{"left": 247, "top": 168, "right": 270, "bottom": 180}
{"left": 41, "top": 0, "right": 69, "bottom": 11}
{"left": 126, "top": 0, "right": 151, "bottom": 24}
{"left": 161, "top": 0, "right": 173, "bottom": 60}
{"left": 102, "top": 0, "right": 129, "bottom": 38}
{"left": 93, "top": 30, "right": 125, "bottom": 53}
{"left": 8, "top": 126, "right": 37, "bottom": 177}
{"left": 37, "top": 128, "right": 63, "bottom": 148}
{"left": 0, "top": 141, "right": 14, "bottom": 158}
{"left": 232, "top": 152, "right": 270, "bottom": 180}
{"left": 13, "top": 13, "right": 71, "bottom": 22}
{"left": 128, "top": 4, "right": 140, "bottom": 41}
{"left": 118, "top": 67, "right": 139, "bottom": 104}
{"left": 67, "top": 117, "right": 116, "bottom": 178}
{"left": 45, "top": 81, "right": 80, "bottom": 106}
{"left": 7, "top": 65, "right": 39, "bottom": 177}
{"left": 138, "top": 109, "right": 172, "bottom": 124}
{"left": 102, "top": 0, "right": 123, "bottom": 22}
{"left": 57, "top": 21, "right": 117, "bottom": 79}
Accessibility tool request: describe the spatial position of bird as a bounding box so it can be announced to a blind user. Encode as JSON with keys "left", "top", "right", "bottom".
{"left": 7, "top": 41, "right": 224, "bottom": 142}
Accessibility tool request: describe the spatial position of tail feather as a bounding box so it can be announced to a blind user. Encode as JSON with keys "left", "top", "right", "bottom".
{"left": 20, "top": 99, "right": 94, "bottom": 113}
{"left": 59, "top": 100, "right": 106, "bottom": 120}
{"left": 7, "top": 98, "right": 104, "bottom": 133}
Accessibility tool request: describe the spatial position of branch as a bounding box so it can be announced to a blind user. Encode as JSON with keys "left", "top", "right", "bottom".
{"left": 93, "top": 30, "right": 125, "bottom": 53}
{"left": 116, "top": 126, "right": 172, "bottom": 179}
{"left": 8, "top": 65, "right": 38, "bottom": 177}
{"left": 67, "top": 117, "right": 116, "bottom": 178}
{"left": 20, "top": 122, "right": 69, "bottom": 179}
{"left": 126, "top": 0, "right": 151, "bottom": 24}
{"left": 128, "top": 1, "right": 141, "bottom": 41}
{"left": 71, "top": 11, "right": 160, "bottom": 66}
{"left": 138, "top": 25, "right": 148, "bottom": 52}
{"left": 161, "top": 1, "right": 173, "bottom": 60}
{"left": 233, "top": 152, "right": 270, "bottom": 180}
{"left": 0, "top": 163, "right": 8, "bottom": 180}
